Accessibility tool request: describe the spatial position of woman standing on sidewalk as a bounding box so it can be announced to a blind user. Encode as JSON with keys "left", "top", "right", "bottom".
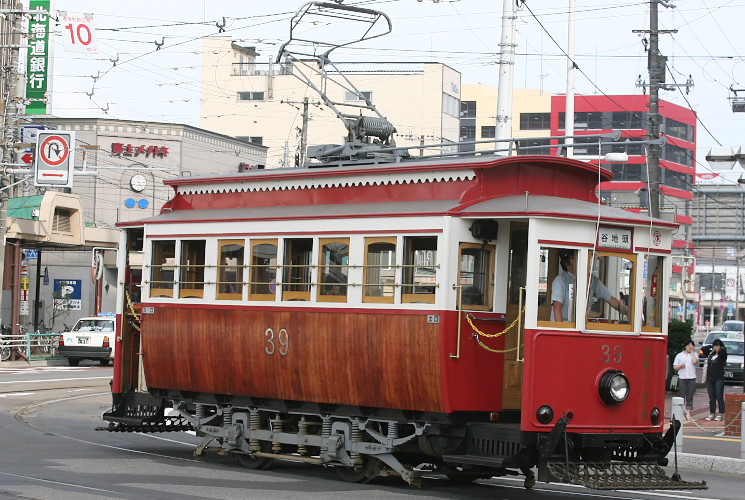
{"left": 703, "top": 338, "right": 728, "bottom": 421}
{"left": 673, "top": 338, "right": 698, "bottom": 420}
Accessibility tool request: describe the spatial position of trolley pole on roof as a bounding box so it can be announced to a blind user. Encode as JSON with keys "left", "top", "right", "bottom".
{"left": 495, "top": 0, "right": 517, "bottom": 146}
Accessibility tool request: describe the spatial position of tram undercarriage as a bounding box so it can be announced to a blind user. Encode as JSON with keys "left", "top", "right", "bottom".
{"left": 101, "top": 391, "right": 706, "bottom": 490}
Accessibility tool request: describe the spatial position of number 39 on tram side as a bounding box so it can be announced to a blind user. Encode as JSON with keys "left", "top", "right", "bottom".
{"left": 103, "top": 152, "right": 705, "bottom": 491}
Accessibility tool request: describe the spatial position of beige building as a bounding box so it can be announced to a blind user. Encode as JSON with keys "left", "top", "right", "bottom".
{"left": 200, "top": 37, "right": 461, "bottom": 168}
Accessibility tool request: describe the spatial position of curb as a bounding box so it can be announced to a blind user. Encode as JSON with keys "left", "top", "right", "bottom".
{"left": 666, "top": 452, "right": 745, "bottom": 476}
{"left": 0, "top": 359, "right": 67, "bottom": 367}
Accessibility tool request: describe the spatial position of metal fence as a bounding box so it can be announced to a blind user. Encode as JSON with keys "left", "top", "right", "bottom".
{"left": 1, "top": 332, "right": 60, "bottom": 362}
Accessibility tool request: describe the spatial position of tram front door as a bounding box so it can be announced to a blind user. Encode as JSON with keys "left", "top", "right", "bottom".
{"left": 502, "top": 223, "right": 527, "bottom": 410}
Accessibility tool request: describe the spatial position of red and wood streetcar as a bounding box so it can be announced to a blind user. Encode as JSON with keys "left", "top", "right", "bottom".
{"left": 101, "top": 1, "right": 705, "bottom": 492}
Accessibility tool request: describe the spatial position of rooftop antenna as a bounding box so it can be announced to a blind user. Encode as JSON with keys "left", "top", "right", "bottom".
{"left": 276, "top": 1, "right": 408, "bottom": 164}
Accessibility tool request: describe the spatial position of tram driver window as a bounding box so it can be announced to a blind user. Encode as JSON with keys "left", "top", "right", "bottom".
{"left": 363, "top": 237, "right": 396, "bottom": 303}
{"left": 318, "top": 238, "right": 349, "bottom": 302}
{"left": 180, "top": 240, "right": 206, "bottom": 298}
{"left": 457, "top": 243, "right": 494, "bottom": 310}
{"left": 586, "top": 251, "right": 635, "bottom": 330}
{"left": 642, "top": 254, "right": 664, "bottom": 331}
{"left": 538, "top": 247, "right": 577, "bottom": 326}
{"left": 150, "top": 240, "right": 175, "bottom": 298}
{"left": 282, "top": 238, "right": 313, "bottom": 301}
{"left": 402, "top": 236, "right": 437, "bottom": 304}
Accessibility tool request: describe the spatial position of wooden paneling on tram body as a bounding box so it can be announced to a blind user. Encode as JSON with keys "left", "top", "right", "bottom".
{"left": 141, "top": 306, "right": 504, "bottom": 414}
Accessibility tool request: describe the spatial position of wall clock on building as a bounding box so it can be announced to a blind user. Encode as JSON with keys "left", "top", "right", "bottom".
{"left": 130, "top": 173, "right": 147, "bottom": 192}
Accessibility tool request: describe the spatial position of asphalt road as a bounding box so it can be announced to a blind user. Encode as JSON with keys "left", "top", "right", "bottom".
{"left": 0, "top": 364, "right": 741, "bottom": 500}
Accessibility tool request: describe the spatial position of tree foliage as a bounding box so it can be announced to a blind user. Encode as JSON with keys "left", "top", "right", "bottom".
{"left": 668, "top": 319, "right": 693, "bottom": 358}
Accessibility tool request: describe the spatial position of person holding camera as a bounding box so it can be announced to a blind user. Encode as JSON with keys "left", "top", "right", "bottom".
{"left": 673, "top": 338, "right": 699, "bottom": 420}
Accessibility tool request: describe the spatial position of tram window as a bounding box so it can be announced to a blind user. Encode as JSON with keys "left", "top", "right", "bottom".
{"left": 586, "top": 251, "right": 635, "bottom": 331}
{"left": 282, "top": 238, "right": 313, "bottom": 301}
{"left": 150, "top": 240, "right": 175, "bottom": 298}
{"left": 217, "top": 240, "right": 244, "bottom": 300}
{"left": 457, "top": 243, "right": 494, "bottom": 310}
{"left": 250, "top": 239, "right": 278, "bottom": 301}
{"left": 318, "top": 238, "right": 349, "bottom": 302}
{"left": 538, "top": 247, "right": 577, "bottom": 326}
{"left": 179, "top": 240, "right": 206, "bottom": 298}
{"left": 364, "top": 237, "right": 396, "bottom": 303}
{"left": 642, "top": 255, "right": 664, "bottom": 331}
{"left": 402, "top": 236, "right": 437, "bottom": 304}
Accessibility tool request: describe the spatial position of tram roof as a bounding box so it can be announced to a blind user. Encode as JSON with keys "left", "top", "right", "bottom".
{"left": 121, "top": 195, "right": 674, "bottom": 229}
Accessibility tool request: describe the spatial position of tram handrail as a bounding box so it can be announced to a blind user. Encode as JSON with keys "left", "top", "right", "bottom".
{"left": 450, "top": 284, "right": 463, "bottom": 360}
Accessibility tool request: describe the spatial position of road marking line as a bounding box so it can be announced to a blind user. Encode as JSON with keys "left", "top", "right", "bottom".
{"left": 0, "top": 376, "right": 111, "bottom": 385}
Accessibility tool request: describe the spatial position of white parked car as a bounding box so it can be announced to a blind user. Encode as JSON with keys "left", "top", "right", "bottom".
{"left": 58, "top": 314, "right": 116, "bottom": 367}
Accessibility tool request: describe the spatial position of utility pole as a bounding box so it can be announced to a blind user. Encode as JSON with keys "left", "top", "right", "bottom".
{"left": 281, "top": 97, "right": 317, "bottom": 167}
{"left": 495, "top": 0, "right": 516, "bottom": 146}
{"left": 0, "top": 1, "right": 25, "bottom": 326}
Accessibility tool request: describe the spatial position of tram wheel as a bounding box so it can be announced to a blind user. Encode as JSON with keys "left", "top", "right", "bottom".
{"left": 334, "top": 457, "right": 381, "bottom": 484}
{"left": 233, "top": 450, "right": 274, "bottom": 471}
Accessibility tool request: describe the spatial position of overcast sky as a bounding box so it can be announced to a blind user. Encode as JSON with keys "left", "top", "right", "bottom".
{"left": 44, "top": 0, "right": 745, "bottom": 175}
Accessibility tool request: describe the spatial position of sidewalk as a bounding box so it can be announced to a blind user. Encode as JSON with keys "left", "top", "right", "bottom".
{"left": 664, "top": 382, "right": 745, "bottom": 476}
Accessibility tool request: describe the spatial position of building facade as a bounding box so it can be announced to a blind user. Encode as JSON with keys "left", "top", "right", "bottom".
{"left": 199, "top": 37, "right": 461, "bottom": 168}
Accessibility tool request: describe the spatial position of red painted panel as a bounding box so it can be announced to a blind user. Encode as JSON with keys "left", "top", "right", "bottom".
{"left": 521, "top": 329, "right": 667, "bottom": 433}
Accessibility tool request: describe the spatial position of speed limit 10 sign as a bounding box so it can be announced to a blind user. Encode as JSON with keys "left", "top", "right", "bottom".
{"left": 60, "top": 12, "right": 98, "bottom": 54}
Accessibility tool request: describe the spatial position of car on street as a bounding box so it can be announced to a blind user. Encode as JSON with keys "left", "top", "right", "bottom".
{"left": 722, "top": 338, "right": 744, "bottom": 383}
{"left": 58, "top": 313, "right": 116, "bottom": 366}
{"left": 721, "top": 320, "right": 745, "bottom": 334}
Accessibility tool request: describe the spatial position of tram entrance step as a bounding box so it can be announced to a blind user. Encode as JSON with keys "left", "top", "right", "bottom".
{"left": 442, "top": 422, "right": 523, "bottom": 468}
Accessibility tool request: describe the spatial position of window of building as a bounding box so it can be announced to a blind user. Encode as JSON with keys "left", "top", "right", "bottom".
{"left": 458, "top": 243, "right": 494, "bottom": 310}
{"left": 237, "top": 91, "right": 265, "bottom": 101}
{"left": 402, "top": 236, "right": 437, "bottom": 304}
{"left": 460, "top": 125, "right": 476, "bottom": 142}
{"left": 662, "top": 144, "right": 694, "bottom": 167}
{"left": 250, "top": 239, "right": 277, "bottom": 301}
{"left": 236, "top": 136, "right": 263, "bottom": 145}
{"left": 559, "top": 111, "right": 605, "bottom": 130}
{"left": 642, "top": 255, "right": 664, "bottom": 331}
{"left": 179, "top": 240, "right": 206, "bottom": 298}
{"left": 538, "top": 247, "right": 577, "bottom": 326}
{"left": 663, "top": 118, "right": 694, "bottom": 142}
{"left": 481, "top": 126, "right": 495, "bottom": 138}
{"left": 318, "top": 238, "right": 349, "bottom": 303}
{"left": 516, "top": 138, "right": 552, "bottom": 155}
{"left": 610, "top": 139, "right": 645, "bottom": 156}
{"left": 150, "top": 240, "right": 176, "bottom": 298}
{"left": 586, "top": 251, "right": 635, "bottom": 331}
{"left": 611, "top": 111, "right": 644, "bottom": 130}
{"left": 344, "top": 90, "right": 372, "bottom": 102}
{"left": 52, "top": 207, "right": 73, "bottom": 232}
{"left": 217, "top": 240, "right": 244, "bottom": 300}
{"left": 282, "top": 238, "right": 313, "bottom": 301}
{"left": 519, "top": 112, "right": 551, "bottom": 130}
{"left": 443, "top": 93, "right": 460, "bottom": 118}
{"left": 609, "top": 164, "right": 646, "bottom": 182}
{"left": 663, "top": 170, "right": 693, "bottom": 191}
{"left": 460, "top": 101, "right": 476, "bottom": 119}
{"left": 363, "top": 237, "right": 396, "bottom": 303}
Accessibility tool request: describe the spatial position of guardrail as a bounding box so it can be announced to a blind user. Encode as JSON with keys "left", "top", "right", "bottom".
{"left": 1, "top": 332, "right": 61, "bottom": 362}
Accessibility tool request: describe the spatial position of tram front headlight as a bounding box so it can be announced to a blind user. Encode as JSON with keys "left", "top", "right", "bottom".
{"left": 598, "top": 370, "right": 630, "bottom": 405}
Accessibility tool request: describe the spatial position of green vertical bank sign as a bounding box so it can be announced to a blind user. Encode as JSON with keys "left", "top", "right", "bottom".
{"left": 26, "top": 0, "right": 51, "bottom": 115}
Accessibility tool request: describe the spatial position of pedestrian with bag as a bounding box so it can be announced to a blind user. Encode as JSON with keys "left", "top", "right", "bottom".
{"left": 673, "top": 338, "right": 698, "bottom": 420}
{"left": 702, "top": 338, "right": 728, "bottom": 421}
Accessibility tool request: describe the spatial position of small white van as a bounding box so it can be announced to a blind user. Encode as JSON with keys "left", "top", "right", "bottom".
{"left": 58, "top": 313, "right": 116, "bottom": 366}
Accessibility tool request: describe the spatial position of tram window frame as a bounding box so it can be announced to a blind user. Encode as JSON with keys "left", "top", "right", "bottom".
{"left": 249, "top": 239, "right": 278, "bottom": 301}
{"left": 318, "top": 238, "right": 350, "bottom": 303}
{"left": 586, "top": 250, "right": 636, "bottom": 332}
{"left": 282, "top": 237, "right": 313, "bottom": 301}
{"left": 457, "top": 243, "right": 494, "bottom": 311}
{"left": 179, "top": 240, "right": 206, "bottom": 299}
{"left": 402, "top": 236, "right": 438, "bottom": 304}
{"left": 642, "top": 254, "right": 664, "bottom": 332}
{"left": 217, "top": 239, "right": 245, "bottom": 300}
{"left": 537, "top": 247, "right": 577, "bottom": 328}
{"left": 363, "top": 237, "right": 396, "bottom": 304}
{"left": 150, "top": 240, "right": 176, "bottom": 298}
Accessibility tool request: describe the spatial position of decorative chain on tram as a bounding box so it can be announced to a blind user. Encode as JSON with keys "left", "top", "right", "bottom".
{"left": 125, "top": 290, "right": 141, "bottom": 332}
{"left": 468, "top": 306, "right": 525, "bottom": 353}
